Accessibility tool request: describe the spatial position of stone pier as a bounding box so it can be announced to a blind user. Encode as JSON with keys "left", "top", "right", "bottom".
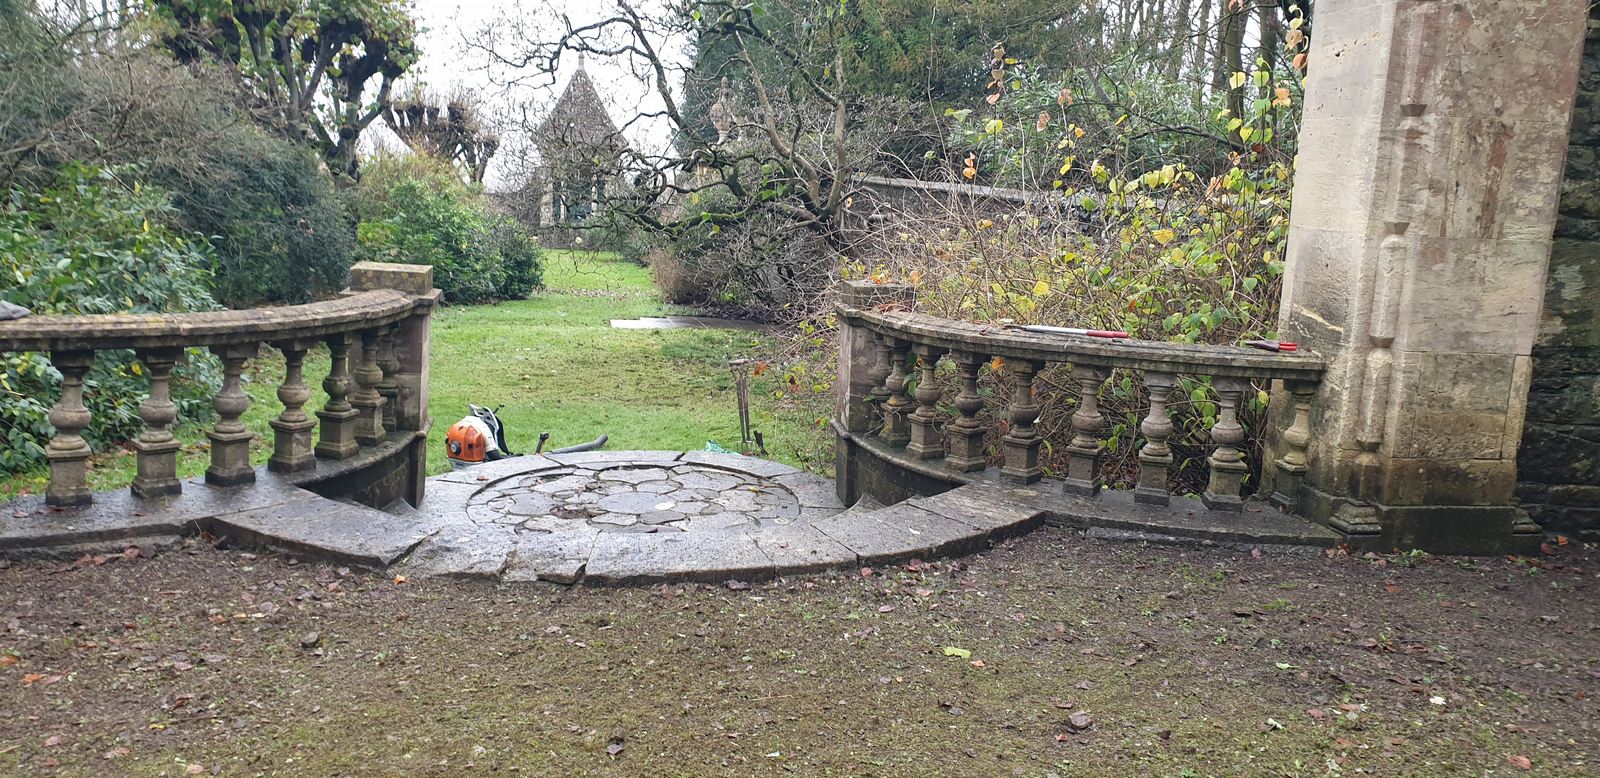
{"left": 1267, "top": 0, "right": 1591, "bottom": 552}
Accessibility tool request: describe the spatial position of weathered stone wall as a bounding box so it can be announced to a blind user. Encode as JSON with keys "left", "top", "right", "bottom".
{"left": 1517, "top": 11, "right": 1600, "bottom": 539}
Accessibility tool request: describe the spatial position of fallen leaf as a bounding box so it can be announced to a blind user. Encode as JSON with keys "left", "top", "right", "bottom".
{"left": 186, "top": 764, "right": 206, "bottom": 775}
{"left": 877, "top": 605, "right": 895, "bottom": 613}
{"left": 725, "top": 580, "right": 750, "bottom": 591}
{"left": 1508, "top": 755, "right": 1532, "bottom": 770}
{"left": 1066, "top": 712, "right": 1092, "bottom": 732}
{"left": 969, "top": 659, "right": 986, "bottom": 668}
{"left": 942, "top": 646, "right": 972, "bottom": 660}
{"left": 44, "top": 735, "right": 62, "bottom": 747}
{"left": 392, "top": 575, "right": 407, "bottom": 585}
{"left": 0, "top": 655, "right": 17, "bottom": 667}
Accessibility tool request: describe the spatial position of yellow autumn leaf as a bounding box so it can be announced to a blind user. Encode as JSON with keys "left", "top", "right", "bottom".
{"left": 909, "top": 269, "right": 923, "bottom": 286}
{"left": 977, "top": 219, "right": 994, "bottom": 230}
{"left": 1152, "top": 229, "right": 1176, "bottom": 245}
{"left": 962, "top": 166, "right": 977, "bottom": 180}
{"left": 1073, "top": 126, "right": 1085, "bottom": 139}
{"left": 1273, "top": 87, "right": 1292, "bottom": 108}
{"left": 1032, "top": 279, "right": 1050, "bottom": 296}
{"left": 1228, "top": 71, "right": 1247, "bottom": 90}
{"left": 1239, "top": 126, "right": 1255, "bottom": 142}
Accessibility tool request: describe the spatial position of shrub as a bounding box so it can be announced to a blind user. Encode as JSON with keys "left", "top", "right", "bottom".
{"left": 354, "top": 154, "right": 543, "bottom": 304}
{"left": 162, "top": 127, "right": 357, "bottom": 306}
{"left": 0, "top": 166, "right": 221, "bottom": 476}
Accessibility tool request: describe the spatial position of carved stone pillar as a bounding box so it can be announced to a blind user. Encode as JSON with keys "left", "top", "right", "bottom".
{"left": 1135, "top": 372, "right": 1178, "bottom": 505}
{"left": 943, "top": 351, "right": 989, "bottom": 473}
{"left": 131, "top": 347, "right": 183, "bottom": 498}
{"left": 45, "top": 351, "right": 94, "bottom": 507}
{"left": 351, "top": 328, "right": 387, "bottom": 447}
{"left": 315, "top": 334, "right": 359, "bottom": 460}
{"left": 1265, "top": 0, "right": 1587, "bottom": 551}
{"left": 1203, "top": 379, "right": 1248, "bottom": 511}
{"left": 377, "top": 325, "right": 400, "bottom": 432}
{"left": 1000, "top": 359, "right": 1043, "bottom": 485}
{"left": 1062, "top": 365, "right": 1107, "bottom": 496}
{"left": 878, "top": 339, "right": 913, "bottom": 447}
{"left": 206, "top": 343, "right": 259, "bottom": 487}
{"left": 834, "top": 281, "right": 914, "bottom": 436}
{"left": 1270, "top": 379, "right": 1316, "bottom": 510}
{"left": 905, "top": 345, "right": 946, "bottom": 460}
{"left": 268, "top": 340, "right": 317, "bottom": 474}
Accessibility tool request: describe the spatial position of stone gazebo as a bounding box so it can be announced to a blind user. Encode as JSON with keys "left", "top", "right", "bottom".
{"left": 520, "top": 55, "right": 627, "bottom": 247}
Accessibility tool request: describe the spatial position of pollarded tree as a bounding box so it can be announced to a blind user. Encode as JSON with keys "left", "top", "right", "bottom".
{"left": 154, "top": 0, "right": 418, "bottom": 180}
{"left": 383, "top": 88, "right": 501, "bottom": 184}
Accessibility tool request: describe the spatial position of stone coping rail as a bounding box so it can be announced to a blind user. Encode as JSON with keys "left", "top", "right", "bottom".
{"left": 0, "top": 289, "right": 425, "bottom": 353}
{"left": 839, "top": 307, "right": 1326, "bottom": 381}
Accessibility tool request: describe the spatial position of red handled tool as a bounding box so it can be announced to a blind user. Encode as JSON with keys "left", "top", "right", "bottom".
{"left": 1243, "top": 339, "right": 1298, "bottom": 352}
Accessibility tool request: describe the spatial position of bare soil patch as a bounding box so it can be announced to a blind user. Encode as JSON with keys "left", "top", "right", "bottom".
{"left": 1, "top": 531, "right": 1596, "bottom": 776}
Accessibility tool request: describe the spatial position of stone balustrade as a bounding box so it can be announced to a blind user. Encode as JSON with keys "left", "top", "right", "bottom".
{"left": 834, "top": 281, "right": 1326, "bottom": 523}
{"left": 0, "top": 263, "right": 440, "bottom": 510}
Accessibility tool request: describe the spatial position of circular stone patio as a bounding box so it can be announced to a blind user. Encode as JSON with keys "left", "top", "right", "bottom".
{"left": 397, "top": 450, "right": 874, "bottom": 585}
{"left": 466, "top": 461, "right": 810, "bottom": 534}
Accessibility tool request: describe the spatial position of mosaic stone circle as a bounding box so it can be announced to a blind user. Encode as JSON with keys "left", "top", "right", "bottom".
{"left": 466, "top": 462, "right": 804, "bottom": 534}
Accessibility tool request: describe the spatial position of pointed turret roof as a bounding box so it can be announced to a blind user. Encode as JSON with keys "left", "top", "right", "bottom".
{"left": 537, "top": 55, "right": 624, "bottom": 154}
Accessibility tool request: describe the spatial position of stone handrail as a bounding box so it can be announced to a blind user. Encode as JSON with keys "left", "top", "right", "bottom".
{"left": 840, "top": 308, "right": 1326, "bottom": 381}
{"left": 834, "top": 281, "right": 1325, "bottom": 514}
{"left": 0, "top": 262, "right": 440, "bottom": 509}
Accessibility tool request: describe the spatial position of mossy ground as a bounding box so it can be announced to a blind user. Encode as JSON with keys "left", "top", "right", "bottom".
{"left": 0, "top": 250, "right": 809, "bottom": 498}
{"left": 0, "top": 534, "right": 1595, "bottom": 776}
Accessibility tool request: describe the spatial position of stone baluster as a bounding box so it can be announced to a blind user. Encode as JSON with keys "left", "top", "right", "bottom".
{"left": 943, "top": 352, "right": 988, "bottom": 472}
{"left": 315, "top": 333, "right": 359, "bottom": 460}
{"left": 377, "top": 325, "right": 400, "bottom": 432}
{"left": 268, "top": 340, "right": 317, "bottom": 474}
{"left": 44, "top": 351, "right": 94, "bottom": 507}
{"left": 1134, "top": 372, "right": 1178, "bottom": 505}
{"left": 350, "top": 328, "right": 387, "bottom": 447}
{"left": 1000, "top": 359, "right": 1043, "bottom": 484}
{"left": 1063, "top": 364, "right": 1108, "bottom": 496}
{"left": 1202, "top": 378, "right": 1250, "bottom": 511}
{"left": 869, "top": 332, "right": 893, "bottom": 408}
{"left": 905, "top": 344, "right": 946, "bottom": 460}
{"left": 205, "top": 344, "right": 259, "bottom": 487}
{"left": 878, "top": 339, "right": 914, "bottom": 447}
{"left": 1270, "top": 379, "right": 1316, "bottom": 510}
{"left": 131, "top": 347, "right": 183, "bottom": 498}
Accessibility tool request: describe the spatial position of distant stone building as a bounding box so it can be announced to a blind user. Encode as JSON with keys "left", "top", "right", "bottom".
{"left": 517, "top": 57, "right": 627, "bottom": 247}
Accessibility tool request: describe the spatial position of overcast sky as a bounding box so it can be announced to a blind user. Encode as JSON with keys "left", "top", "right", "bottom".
{"left": 379, "top": 0, "right": 683, "bottom": 190}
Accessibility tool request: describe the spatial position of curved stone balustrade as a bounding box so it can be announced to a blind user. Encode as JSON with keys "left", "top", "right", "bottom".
{"left": 0, "top": 262, "right": 440, "bottom": 510}
{"left": 833, "top": 280, "right": 1330, "bottom": 538}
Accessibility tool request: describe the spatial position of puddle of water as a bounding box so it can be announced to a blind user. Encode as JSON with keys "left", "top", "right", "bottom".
{"left": 609, "top": 316, "right": 769, "bottom": 332}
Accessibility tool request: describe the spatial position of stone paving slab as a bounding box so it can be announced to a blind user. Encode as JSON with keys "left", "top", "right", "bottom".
{"left": 503, "top": 528, "right": 601, "bottom": 584}
{"left": 677, "top": 451, "right": 802, "bottom": 478}
{"left": 0, "top": 474, "right": 319, "bottom": 552}
{"left": 395, "top": 521, "right": 517, "bottom": 579}
{"left": 750, "top": 524, "right": 859, "bottom": 575}
{"left": 909, "top": 481, "right": 1049, "bottom": 540}
{"left": 213, "top": 500, "right": 444, "bottom": 568}
{"left": 584, "top": 530, "right": 775, "bottom": 584}
{"left": 1007, "top": 486, "right": 1343, "bottom": 546}
{"left": 809, "top": 503, "right": 988, "bottom": 566}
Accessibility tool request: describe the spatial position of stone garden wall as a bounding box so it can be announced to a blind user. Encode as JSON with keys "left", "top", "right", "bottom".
{"left": 1518, "top": 11, "right": 1600, "bottom": 538}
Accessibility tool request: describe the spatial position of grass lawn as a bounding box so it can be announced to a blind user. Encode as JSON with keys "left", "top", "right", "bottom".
{"left": 0, "top": 251, "right": 816, "bottom": 498}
